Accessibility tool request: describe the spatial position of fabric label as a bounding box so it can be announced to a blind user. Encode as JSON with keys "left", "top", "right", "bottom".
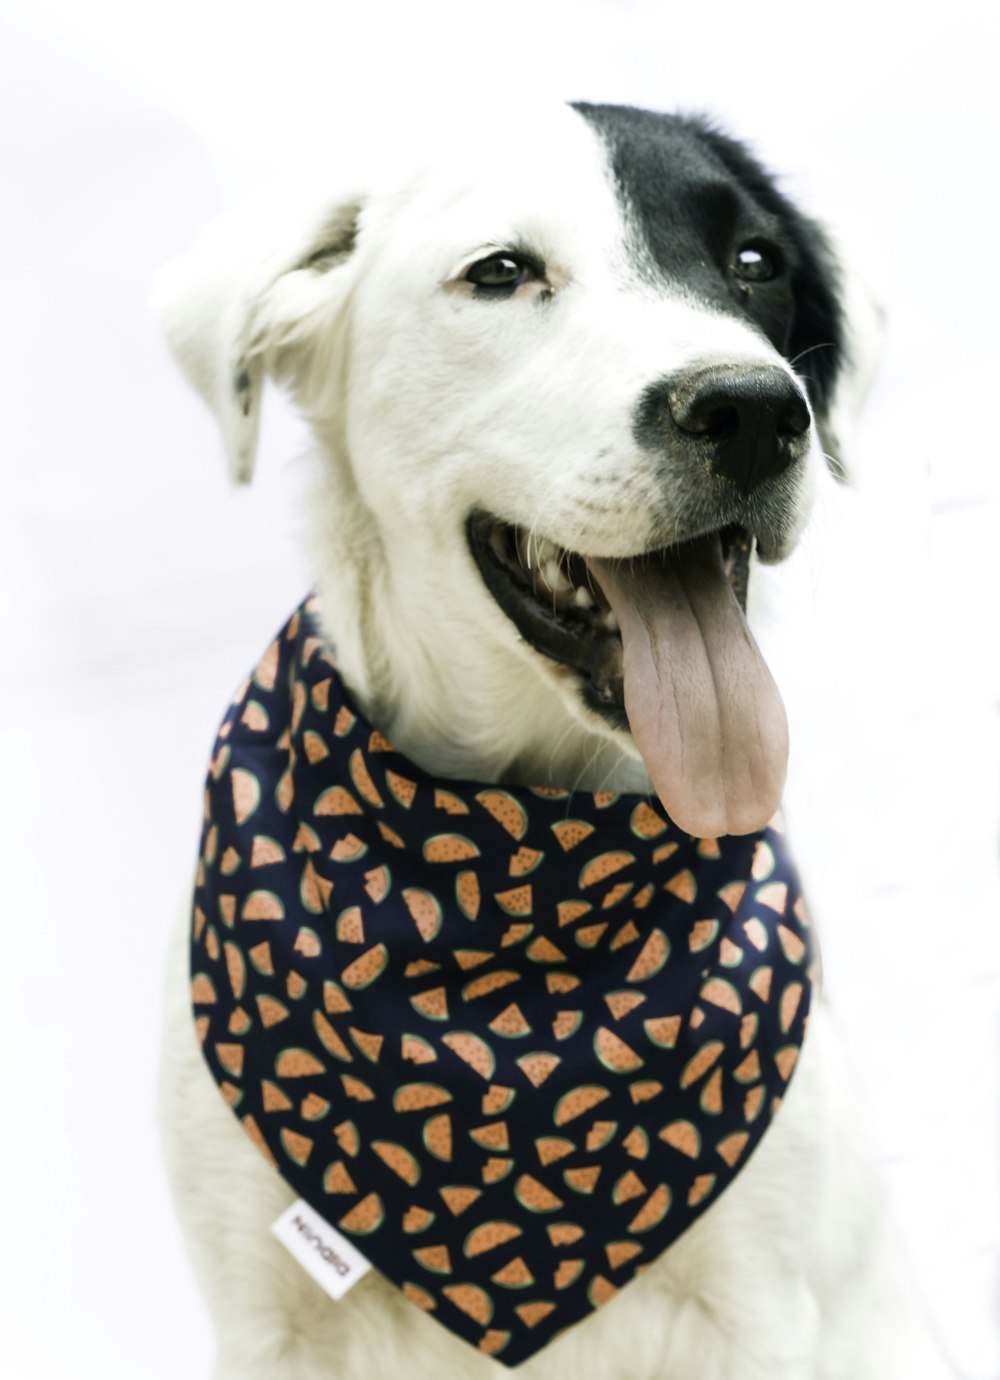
{"left": 272, "top": 1198, "right": 371, "bottom": 1300}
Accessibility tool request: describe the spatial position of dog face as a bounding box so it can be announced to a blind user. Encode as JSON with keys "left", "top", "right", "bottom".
{"left": 156, "top": 102, "right": 874, "bottom": 839}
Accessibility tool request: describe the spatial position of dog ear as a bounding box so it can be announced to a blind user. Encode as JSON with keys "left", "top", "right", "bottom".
{"left": 771, "top": 214, "right": 883, "bottom": 484}
{"left": 152, "top": 187, "right": 364, "bottom": 483}
{"left": 809, "top": 239, "right": 884, "bottom": 482}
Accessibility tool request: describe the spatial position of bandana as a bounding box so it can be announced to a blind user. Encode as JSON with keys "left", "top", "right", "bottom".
{"left": 191, "top": 597, "right": 815, "bottom": 1367}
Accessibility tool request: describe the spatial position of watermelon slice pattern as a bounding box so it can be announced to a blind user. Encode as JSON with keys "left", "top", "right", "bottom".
{"left": 191, "top": 598, "right": 815, "bottom": 1367}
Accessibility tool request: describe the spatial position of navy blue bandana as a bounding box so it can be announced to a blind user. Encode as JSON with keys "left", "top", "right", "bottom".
{"left": 191, "top": 598, "right": 815, "bottom": 1366}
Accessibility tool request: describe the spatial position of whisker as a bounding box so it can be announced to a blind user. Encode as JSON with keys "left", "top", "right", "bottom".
{"left": 821, "top": 449, "right": 847, "bottom": 481}
{"left": 787, "top": 341, "right": 834, "bottom": 369}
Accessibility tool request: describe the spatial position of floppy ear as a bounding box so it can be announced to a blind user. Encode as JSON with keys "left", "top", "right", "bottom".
{"left": 767, "top": 213, "right": 883, "bottom": 484}
{"left": 151, "top": 186, "right": 364, "bottom": 483}
{"left": 810, "top": 239, "right": 884, "bottom": 482}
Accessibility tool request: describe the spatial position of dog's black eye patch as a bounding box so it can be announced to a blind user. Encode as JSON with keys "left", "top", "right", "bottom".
{"left": 572, "top": 103, "right": 846, "bottom": 423}
{"left": 465, "top": 250, "right": 545, "bottom": 297}
{"left": 733, "top": 241, "right": 783, "bottom": 283}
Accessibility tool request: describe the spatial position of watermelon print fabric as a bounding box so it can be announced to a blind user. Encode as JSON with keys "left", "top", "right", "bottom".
{"left": 191, "top": 597, "right": 816, "bottom": 1366}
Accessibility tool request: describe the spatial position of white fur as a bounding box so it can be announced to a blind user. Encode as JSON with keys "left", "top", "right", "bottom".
{"left": 157, "top": 103, "right": 949, "bottom": 1379}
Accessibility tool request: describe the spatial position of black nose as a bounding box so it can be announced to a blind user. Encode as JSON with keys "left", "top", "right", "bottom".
{"left": 666, "top": 365, "right": 811, "bottom": 494}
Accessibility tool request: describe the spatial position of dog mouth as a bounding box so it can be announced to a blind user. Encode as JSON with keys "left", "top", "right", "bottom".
{"left": 468, "top": 515, "right": 751, "bottom": 693}
{"left": 467, "top": 511, "right": 787, "bottom": 839}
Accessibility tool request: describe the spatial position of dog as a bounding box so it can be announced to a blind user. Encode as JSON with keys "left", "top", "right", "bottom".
{"left": 156, "top": 101, "right": 948, "bottom": 1379}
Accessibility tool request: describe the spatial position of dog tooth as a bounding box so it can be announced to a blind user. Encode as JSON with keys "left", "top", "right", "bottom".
{"left": 574, "top": 586, "right": 594, "bottom": 609}
{"left": 601, "top": 610, "right": 620, "bottom": 633}
{"left": 543, "top": 560, "right": 571, "bottom": 593}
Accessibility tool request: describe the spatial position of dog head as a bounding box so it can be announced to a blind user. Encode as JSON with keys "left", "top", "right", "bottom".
{"left": 155, "top": 101, "right": 878, "bottom": 838}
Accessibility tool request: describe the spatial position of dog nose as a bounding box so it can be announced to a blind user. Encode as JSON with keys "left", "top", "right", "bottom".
{"left": 666, "top": 365, "right": 811, "bottom": 494}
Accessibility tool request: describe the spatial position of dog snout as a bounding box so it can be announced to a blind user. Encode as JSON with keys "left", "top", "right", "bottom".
{"left": 649, "top": 364, "right": 811, "bottom": 495}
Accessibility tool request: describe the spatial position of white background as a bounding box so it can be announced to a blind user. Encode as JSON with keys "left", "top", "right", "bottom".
{"left": 0, "top": 2, "right": 997, "bottom": 1376}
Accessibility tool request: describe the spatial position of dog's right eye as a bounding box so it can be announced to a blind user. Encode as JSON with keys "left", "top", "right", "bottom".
{"left": 464, "top": 252, "right": 542, "bottom": 295}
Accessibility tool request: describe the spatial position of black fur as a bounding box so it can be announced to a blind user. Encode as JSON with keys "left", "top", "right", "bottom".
{"left": 572, "top": 103, "right": 844, "bottom": 425}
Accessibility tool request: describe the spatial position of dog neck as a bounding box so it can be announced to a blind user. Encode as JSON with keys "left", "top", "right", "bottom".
{"left": 306, "top": 466, "right": 651, "bottom": 799}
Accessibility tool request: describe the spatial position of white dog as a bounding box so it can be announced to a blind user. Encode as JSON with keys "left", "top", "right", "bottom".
{"left": 157, "top": 101, "right": 948, "bottom": 1380}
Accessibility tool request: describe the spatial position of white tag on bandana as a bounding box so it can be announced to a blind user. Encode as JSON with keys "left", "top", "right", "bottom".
{"left": 272, "top": 1198, "right": 371, "bottom": 1300}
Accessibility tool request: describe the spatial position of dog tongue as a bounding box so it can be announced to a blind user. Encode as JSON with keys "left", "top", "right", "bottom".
{"left": 590, "top": 539, "right": 787, "bottom": 838}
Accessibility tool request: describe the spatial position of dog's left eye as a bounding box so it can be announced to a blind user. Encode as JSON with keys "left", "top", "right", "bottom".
{"left": 733, "top": 242, "right": 783, "bottom": 282}
{"left": 465, "top": 252, "right": 541, "bottom": 293}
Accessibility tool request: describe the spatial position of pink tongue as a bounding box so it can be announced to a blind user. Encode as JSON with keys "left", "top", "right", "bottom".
{"left": 590, "top": 539, "right": 787, "bottom": 838}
